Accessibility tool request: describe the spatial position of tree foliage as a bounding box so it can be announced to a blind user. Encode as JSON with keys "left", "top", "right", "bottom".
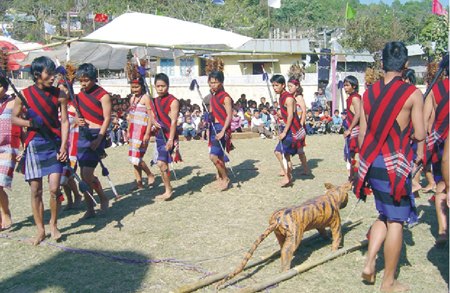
{"left": 2, "top": 0, "right": 447, "bottom": 54}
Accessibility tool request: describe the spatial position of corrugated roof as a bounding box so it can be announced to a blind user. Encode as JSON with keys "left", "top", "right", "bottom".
{"left": 236, "top": 38, "right": 311, "bottom": 54}
{"left": 407, "top": 44, "right": 425, "bottom": 56}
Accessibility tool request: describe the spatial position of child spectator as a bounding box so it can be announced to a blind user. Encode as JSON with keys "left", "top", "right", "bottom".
{"left": 319, "top": 109, "right": 332, "bottom": 134}
{"left": 109, "top": 117, "right": 122, "bottom": 147}
{"left": 305, "top": 110, "right": 315, "bottom": 135}
{"left": 251, "top": 110, "right": 272, "bottom": 139}
{"left": 231, "top": 108, "right": 243, "bottom": 133}
{"left": 119, "top": 114, "right": 129, "bottom": 144}
{"left": 331, "top": 109, "right": 344, "bottom": 134}
{"left": 182, "top": 115, "right": 197, "bottom": 140}
{"left": 260, "top": 106, "right": 272, "bottom": 129}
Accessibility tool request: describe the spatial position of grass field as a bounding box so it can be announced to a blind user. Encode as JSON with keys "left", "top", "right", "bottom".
{"left": 0, "top": 134, "right": 448, "bottom": 293}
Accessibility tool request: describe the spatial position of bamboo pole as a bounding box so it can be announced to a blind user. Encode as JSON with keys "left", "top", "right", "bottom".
{"left": 172, "top": 218, "right": 363, "bottom": 293}
{"left": 236, "top": 239, "right": 369, "bottom": 293}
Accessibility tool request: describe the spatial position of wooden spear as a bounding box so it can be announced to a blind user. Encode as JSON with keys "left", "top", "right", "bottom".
{"left": 172, "top": 218, "right": 362, "bottom": 293}
{"left": 236, "top": 239, "right": 369, "bottom": 293}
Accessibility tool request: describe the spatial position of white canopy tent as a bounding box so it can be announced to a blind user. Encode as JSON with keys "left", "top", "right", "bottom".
{"left": 83, "top": 12, "right": 252, "bottom": 49}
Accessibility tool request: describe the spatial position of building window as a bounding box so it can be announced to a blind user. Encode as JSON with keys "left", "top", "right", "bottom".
{"left": 252, "top": 62, "right": 265, "bottom": 75}
{"left": 160, "top": 58, "right": 174, "bottom": 76}
{"left": 180, "top": 58, "right": 194, "bottom": 76}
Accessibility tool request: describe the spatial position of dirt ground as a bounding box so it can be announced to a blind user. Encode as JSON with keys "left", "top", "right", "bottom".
{"left": 0, "top": 134, "right": 448, "bottom": 293}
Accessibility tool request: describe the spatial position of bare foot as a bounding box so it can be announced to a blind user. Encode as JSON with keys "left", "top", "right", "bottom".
{"left": 421, "top": 185, "right": 436, "bottom": 193}
{"left": 155, "top": 191, "right": 173, "bottom": 202}
{"left": 1, "top": 214, "right": 12, "bottom": 230}
{"left": 412, "top": 182, "right": 422, "bottom": 193}
{"left": 280, "top": 177, "right": 292, "bottom": 188}
{"left": 435, "top": 234, "right": 448, "bottom": 246}
{"left": 147, "top": 174, "right": 155, "bottom": 187}
{"left": 100, "top": 198, "right": 109, "bottom": 212}
{"left": 218, "top": 178, "right": 231, "bottom": 191}
{"left": 278, "top": 170, "right": 285, "bottom": 177}
{"left": 29, "top": 230, "right": 46, "bottom": 246}
{"left": 81, "top": 210, "right": 96, "bottom": 220}
{"left": 50, "top": 225, "right": 62, "bottom": 241}
{"left": 380, "top": 280, "right": 410, "bottom": 292}
{"left": 361, "top": 263, "right": 376, "bottom": 284}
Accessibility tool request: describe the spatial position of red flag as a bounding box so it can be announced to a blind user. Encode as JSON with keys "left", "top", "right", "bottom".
{"left": 432, "top": 0, "right": 447, "bottom": 16}
{"left": 94, "top": 13, "right": 109, "bottom": 23}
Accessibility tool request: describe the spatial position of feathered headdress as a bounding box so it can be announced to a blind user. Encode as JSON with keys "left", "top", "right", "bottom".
{"left": 126, "top": 58, "right": 147, "bottom": 84}
{"left": 364, "top": 67, "right": 384, "bottom": 86}
{"left": 205, "top": 57, "right": 224, "bottom": 75}
{"left": 425, "top": 62, "right": 443, "bottom": 85}
{"left": 57, "top": 62, "right": 77, "bottom": 85}
{"left": 287, "top": 62, "right": 305, "bottom": 82}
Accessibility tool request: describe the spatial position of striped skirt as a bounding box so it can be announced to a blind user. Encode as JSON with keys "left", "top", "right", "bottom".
{"left": 77, "top": 128, "right": 105, "bottom": 168}
{"left": 368, "top": 154, "right": 417, "bottom": 224}
{"left": 25, "top": 135, "right": 63, "bottom": 181}
{"left": 274, "top": 130, "right": 298, "bottom": 156}
{"left": 0, "top": 145, "right": 18, "bottom": 189}
{"left": 128, "top": 108, "right": 149, "bottom": 165}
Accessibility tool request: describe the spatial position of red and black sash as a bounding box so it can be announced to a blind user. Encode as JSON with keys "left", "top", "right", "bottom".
{"left": 210, "top": 88, "right": 234, "bottom": 152}
{"left": 210, "top": 89, "right": 233, "bottom": 127}
{"left": 279, "top": 91, "right": 302, "bottom": 134}
{"left": 345, "top": 92, "right": 361, "bottom": 126}
{"left": 153, "top": 93, "right": 178, "bottom": 139}
{"left": 77, "top": 84, "right": 108, "bottom": 125}
{"left": 23, "top": 85, "right": 61, "bottom": 145}
{"left": 355, "top": 77, "right": 417, "bottom": 201}
{"left": 426, "top": 78, "right": 449, "bottom": 164}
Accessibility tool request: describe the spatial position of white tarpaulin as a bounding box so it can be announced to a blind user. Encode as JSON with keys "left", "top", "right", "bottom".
{"left": 83, "top": 12, "right": 252, "bottom": 49}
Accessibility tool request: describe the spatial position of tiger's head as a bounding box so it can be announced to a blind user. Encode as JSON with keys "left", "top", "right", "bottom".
{"left": 324, "top": 182, "right": 353, "bottom": 209}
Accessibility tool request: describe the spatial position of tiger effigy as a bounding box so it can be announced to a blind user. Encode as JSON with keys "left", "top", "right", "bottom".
{"left": 217, "top": 182, "right": 352, "bottom": 287}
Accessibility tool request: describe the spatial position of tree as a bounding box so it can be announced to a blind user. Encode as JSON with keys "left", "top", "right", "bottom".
{"left": 419, "top": 14, "right": 448, "bottom": 62}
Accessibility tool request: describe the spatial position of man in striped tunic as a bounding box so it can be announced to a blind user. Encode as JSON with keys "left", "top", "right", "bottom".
{"left": 356, "top": 42, "right": 425, "bottom": 291}
{"left": 12, "top": 56, "right": 69, "bottom": 245}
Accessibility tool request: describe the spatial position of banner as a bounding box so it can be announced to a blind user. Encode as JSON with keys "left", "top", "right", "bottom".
{"left": 345, "top": 2, "right": 356, "bottom": 20}
{"left": 94, "top": 13, "right": 109, "bottom": 23}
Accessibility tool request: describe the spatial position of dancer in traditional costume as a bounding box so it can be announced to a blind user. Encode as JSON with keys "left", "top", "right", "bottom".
{"left": 423, "top": 63, "right": 449, "bottom": 245}
{"left": 57, "top": 64, "right": 82, "bottom": 210}
{"left": 11, "top": 56, "right": 69, "bottom": 245}
{"left": 75, "top": 63, "right": 111, "bottom": 218}
{"left": 0, "top": 76, "right": 20, "bottom": 231}
{"left": 287, "top": 77, "right": 309, "bottom": 175}
{"left": 271, "top": 74, "right": 303, "bottom": 187}
{"left": 343, "top": 75, "right": 361, "bottom": 182}
{"left": 208, "top": 70, "right": 233, "bottom": 191}
{"left": 356, "top": 42, "right": 425, "bottom": 291}
{"left": 126, "top": 63, "right": 155, "bottom": 190}
{"left": 151, "top": 73, "right": 181, "bottom": 201}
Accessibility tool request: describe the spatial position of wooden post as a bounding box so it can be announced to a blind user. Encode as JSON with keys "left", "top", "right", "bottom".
{"left": 237, "top": 240, "right": 369, "bottom": 293}
{"left": 172, "top": 219, "right": 363, "bottom": 293}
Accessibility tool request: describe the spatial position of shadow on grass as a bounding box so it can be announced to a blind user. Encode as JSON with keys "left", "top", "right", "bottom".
{"left": 0, "top": 248, "right": 151, "bottom": 292}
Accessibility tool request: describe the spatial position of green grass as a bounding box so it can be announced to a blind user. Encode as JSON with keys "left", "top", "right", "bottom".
{"left": 0, "top": 134, "right": 448, "bottom": 292}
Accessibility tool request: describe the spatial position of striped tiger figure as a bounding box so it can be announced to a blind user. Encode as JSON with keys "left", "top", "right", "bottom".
{"left": 217, "top": 182, "right": 352, "bottom": 287}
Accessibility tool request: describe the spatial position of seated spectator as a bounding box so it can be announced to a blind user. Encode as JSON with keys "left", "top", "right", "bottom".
{"left": 318, "top": 109, "right": 332, "bottom": 134}
{"left": 312, "top": 110, "right": 322, "bottom": 133}
{"left": 191, "top": 109, "right": 202, "bottom": 131}
{"left": 251, "top": 110, "right": 272, "bottom": 139}
{"left": 331, "top": 109, "right": 343, "bottom": 134}
{"left": 119, "top": 114, "right": 129, "bottom": 144}
{"left": 231, "top": 109, "right": 243, "bottom": 133}
{"left": 109, "top": 117, "right": 122, "bottom": 147}
{"left": 260, "top": 106, "right": 271, "bottom": 129}
{"left": 305, "top": 110, "right": 316, "bottom": 135}
{"left": 244, "top": 109, "right": 252, "bottom": 128}
{"left": 182, "top": 115, "right": 197, "bottom": 140}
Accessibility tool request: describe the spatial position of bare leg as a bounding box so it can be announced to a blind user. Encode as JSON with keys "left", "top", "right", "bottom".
{"left": 132, "top": 165, "right": 145, "bottom": 189}
{"left": 298, "top": 152, "right": 311, "bottom": 175}
{"left": 210, "top": 154, "right": 230, "bottom": 191}
{"left": 140, "top": 161, "right": 155, "bottom": 185}
{"left": 380, "top": 221, "right": 409, "bottom": 292}
{"left": 362, "top": 219, "right": 387, "bottom": 283}
{"left": 275, "top": 151, "right": 292, "bottom": 187}
{"left": 422, "top": 168, "right": 436, "bottom": 192}
{"left": 68, "top": 177, "right": 82, "bottom": 207}
{"left": 434, "top": 181, "right": 448, "bottom": 244}
{"left": 0, "top": 187, "right": 12, "bottom": 229}
{"left": 155, "top": 161, "right": 173, "bottom": 201}
{"left": 29, "top": 179, "right": 46, "bottom": 245}
{"left": 48, "top": 173, "right": 62, "bottom": 241}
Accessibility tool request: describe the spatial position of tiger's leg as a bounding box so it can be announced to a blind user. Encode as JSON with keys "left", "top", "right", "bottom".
{"left": 280, "top": 233, "right": 296, "bottom": 272}
{"left": 317, "top": 227, "right": 330, "bottom": 240}
{"left": 330, "top": 215, "right": 343, "bottom": 250}
{"left": 274, "top": 229, "right": 286, "bottom": 248}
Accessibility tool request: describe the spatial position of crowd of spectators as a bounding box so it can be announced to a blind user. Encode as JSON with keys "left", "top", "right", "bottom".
{"left": 105, "top": 89, "right": 346, "bottom": 146}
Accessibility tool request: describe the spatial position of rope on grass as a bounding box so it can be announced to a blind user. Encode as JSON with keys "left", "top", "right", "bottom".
{"left": 0, "top": 233, "right": 212, "bottom": 276}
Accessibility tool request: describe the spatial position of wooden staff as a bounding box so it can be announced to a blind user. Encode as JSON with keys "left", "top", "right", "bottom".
{"left": 172, "top": 218, "right": 362, "bottom": 293}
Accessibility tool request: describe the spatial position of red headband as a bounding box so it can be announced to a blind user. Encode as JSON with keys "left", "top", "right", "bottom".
{"left": 131, "top": 79, "right": 140, "bottom": 84}
{"left": 290, "top": 79, "right": 300, "bottom": 86}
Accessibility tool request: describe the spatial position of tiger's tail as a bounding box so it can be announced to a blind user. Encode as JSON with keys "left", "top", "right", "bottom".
{"left": 216, "top": 222, "right": 278, "bottom": 288}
